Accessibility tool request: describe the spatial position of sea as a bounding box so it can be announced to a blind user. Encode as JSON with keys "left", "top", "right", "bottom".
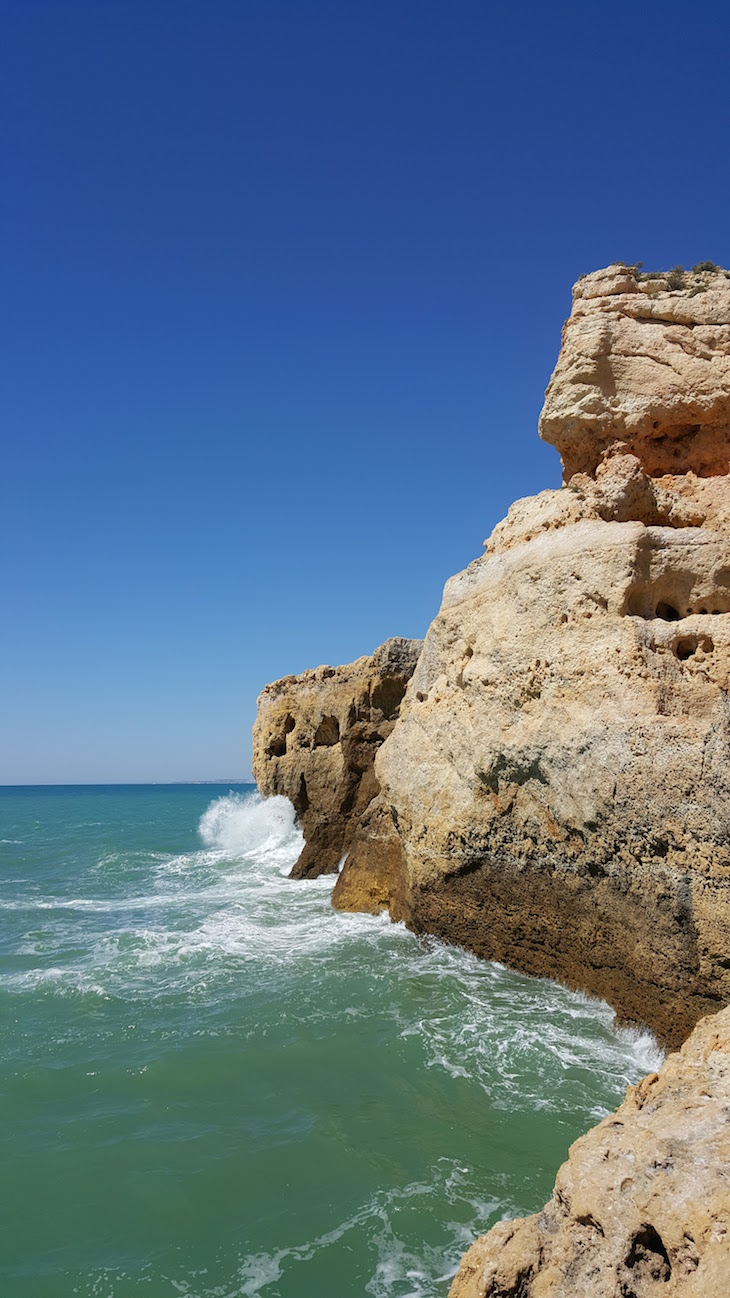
{"left": 0, "top": 783, "right": 663, "bottom": 1298}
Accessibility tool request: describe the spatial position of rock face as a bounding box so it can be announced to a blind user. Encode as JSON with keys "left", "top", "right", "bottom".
{"left": 334, "top": 265, "right": 730, "bottom": 1049}
{"left": 449, "top": 1004, "right": 730, "bottom": 1298}
{"left": 540, "top": 263, "right": 730, "bottom": 481}
{"left": 251, "top": 638, "right": 422, "bottom": 878}
{"left": 253, "top": 264, "right": 730, "bottom": 1291}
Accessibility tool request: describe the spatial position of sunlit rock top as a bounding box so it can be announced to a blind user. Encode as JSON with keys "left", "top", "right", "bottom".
{"left": 539, "top": 262, "right": 730, "bottom": 481}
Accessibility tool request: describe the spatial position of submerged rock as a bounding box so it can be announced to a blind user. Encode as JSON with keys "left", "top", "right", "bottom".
{"left": 449, "top": 1004, "right": 730, "bottom": 1298}
{"left": 251, "top": 637, "right": 421, "bottom": 878}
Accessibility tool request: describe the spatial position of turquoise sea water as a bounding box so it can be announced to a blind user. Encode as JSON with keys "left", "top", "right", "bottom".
{"left": 0, "top": 784, "right": 662, "bottom": 1298}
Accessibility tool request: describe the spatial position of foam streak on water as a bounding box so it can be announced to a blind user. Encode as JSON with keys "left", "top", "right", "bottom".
{"left": 0, "top": 785, "right": 663, "bottom": 1298}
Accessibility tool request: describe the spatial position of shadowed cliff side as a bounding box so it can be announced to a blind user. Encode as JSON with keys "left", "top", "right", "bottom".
{"left": 334, "top": 263, "right": 730, "bottom": 1050}
{"left": 449, "top": 1004, "right": 730, "bottom": 1298}
{"left": 252, "top": 637, "right": 422, "bottom": 878}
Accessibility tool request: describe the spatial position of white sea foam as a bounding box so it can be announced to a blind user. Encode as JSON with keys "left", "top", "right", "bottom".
{"left": 392, "top": 938, "right": 664, "bottom": 1113}
{"left": 82, "top": 1163, "right": 498, "bottom": 1298}
{"left": 1, "top": 790, "right": 664, "bottom": 1116}
{"left": 5, "top": 788, "right": 673, "bottom": 1298}
{"left": 235, "top": 1160, "right": 504, "bottom": 1298}
{"left": 198, "top": 791, "right": 302, "bottom": 865}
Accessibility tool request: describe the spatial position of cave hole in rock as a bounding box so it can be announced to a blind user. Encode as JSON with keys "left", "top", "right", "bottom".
{"left": 676, "top": 637, "right": 698, "bottom": 661}
{"left": 656, "top": 601, "right": 680, "bottom": 622}
{"left": 624, "top": 1224, "right": 671, "bottom": 1285}
{"left": 267, "top": 713, "right": 296, "bottom": 757}
{"left": 675, "top": 634, "right": 714, "bottom": 661}
{"left": 371, "top": 676, "right": 406, "bottom": 721}
{"left": 313, "top": 715, "right": 340, "bottom": 747}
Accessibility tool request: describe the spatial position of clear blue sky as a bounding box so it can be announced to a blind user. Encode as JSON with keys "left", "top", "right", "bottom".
{"left": 2, "top": 0, "right": 728, "bottom": 783}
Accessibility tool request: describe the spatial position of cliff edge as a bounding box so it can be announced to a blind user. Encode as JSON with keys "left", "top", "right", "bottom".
{"left": 252, "top": 262, "right": 730, "bottom": 1294}
{"left": 449, "top": 1004, "right": 730, "bottom": 1298}
{"left": 335, "top": 263, "right": 730, "bottom": 1050}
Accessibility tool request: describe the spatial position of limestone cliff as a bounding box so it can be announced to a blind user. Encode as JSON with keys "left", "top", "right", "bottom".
{"left": 335, "top": 265, "right": 730, "bottom": 1049}
{"left": 251, "top": 263, "right": 730, "bottom": 1295}
{"left": 449, "top": 1004, "right": 730, "bottom": 1298}
{"left": 540, "top": 262, "right": 730, "bottom": 481}
{"left": 252, "top": 637, "right": 421, "bottom": 878}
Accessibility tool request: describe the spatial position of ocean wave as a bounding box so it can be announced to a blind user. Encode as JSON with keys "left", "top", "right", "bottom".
{"left": 69, "top": 1161, "right": 503, "bottom": 1298}
{"left": 198, "top": 791, "right": 303, "bottom": 864}
{"left": 4, "top": 787, "right": 671, "bottom": 1298}
{"left": 1, "top": 790, "right": 663, "bottom": 1116}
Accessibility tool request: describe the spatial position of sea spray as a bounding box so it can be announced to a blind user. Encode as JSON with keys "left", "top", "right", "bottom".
{"left": 198, "top": 790, "right": 302, "bottom": 862}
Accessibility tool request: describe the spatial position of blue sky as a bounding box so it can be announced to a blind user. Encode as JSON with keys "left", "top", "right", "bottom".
{"left": 2, "top": 0, "right": 729, "bottom": 783}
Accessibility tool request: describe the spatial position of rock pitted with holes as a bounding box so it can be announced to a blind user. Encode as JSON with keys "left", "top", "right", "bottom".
{"left": 539, "top": 262, "right": 730, "bottom": 481}
{"left": 448, "top": 1003, "right": 730, "bottom": 1298}
{"left": 252, "top": 638, "right": 422, "bottom": 878}
{"left": 334, "top": 264, "right": 730, "bottom": 1049}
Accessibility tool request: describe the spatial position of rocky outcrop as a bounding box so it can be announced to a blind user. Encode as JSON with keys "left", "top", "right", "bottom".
{"left": 252, "top": 264, "right": 730, "bottom": 1290}
{"left": 252, "top": 638, "right": 421, "bottom": 878}
{"left": 330, "top": 794, "right": 410, "bottom": 916}
{"left": 449, "top": 1004, "right": 730, "bottom": 1298}
{"left": 251, "top": 265, "right": 730, "bottom": 1294}
{"left": 540, "top": 263, "right": 730, "bottom": 481}
{"left": 334, "top": 265, "right": 730, "bottom": 1049}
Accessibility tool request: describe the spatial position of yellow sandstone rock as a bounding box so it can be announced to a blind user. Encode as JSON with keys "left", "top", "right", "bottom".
{"left": 252, "top": 638, "right": 421, "bottom": 878}
{"left": 540, "top": 263, "right": 730, "bottom": 481}
{"left": 449, "top": 1004, "right": 730, "bottom": 1298}
{"left": 253, "top": 264, "right": 730, "bottom": 1290}
{"left": 335, "top": 264, "right": 730, "bottom": 1049}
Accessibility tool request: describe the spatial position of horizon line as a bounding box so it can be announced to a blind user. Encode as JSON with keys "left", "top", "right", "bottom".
{"left": 0, "top": 779, "right": 256, "bottom": 788}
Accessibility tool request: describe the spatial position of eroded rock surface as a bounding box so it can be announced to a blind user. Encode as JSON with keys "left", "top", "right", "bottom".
{"left": 540, "top": 263, "right": 730, "bottom": 481}
{"left": 253, "top": 265, "right": 730, "bottom": 1290}
{"left": 449, "top": 1005, "right": 730, "bottom": 1298}
{"left": 252, "top": 638, "right": 421, "bottom": 878}
{"left": 335, "top": 265, "right": 730, "bottom": 1047}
